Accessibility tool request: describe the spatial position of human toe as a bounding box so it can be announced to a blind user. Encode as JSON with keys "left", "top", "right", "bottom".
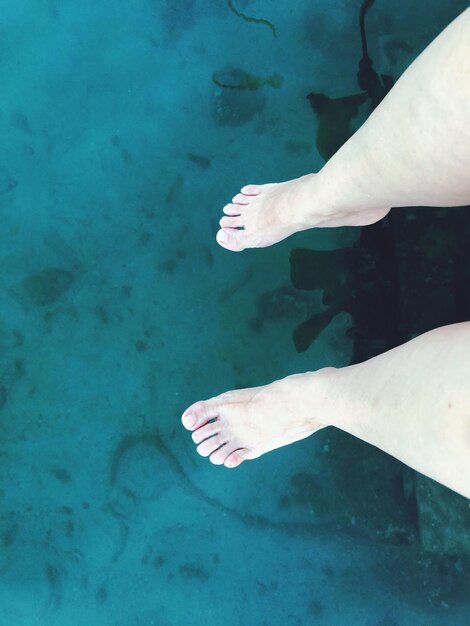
{"left": 209, "top": 444, "right": 233, "bottom": 465}
{"left": 219, "top": 215, "right": 243, "bottom": 229}
{"left": 196, "top": 434, "right": 227, "bottom": 457}
{"left": 191, "top": 421, "right": 219, "bottom": 444}
{"left": 223, "top": 203, "right": 241, "bottom": 216}
{"left": 232, "top": 193, "right": 251, "bottom": 205}
{"left": 240, "top": 184, "right": 261, "bottom": 195}
{"left": 224, "top": 448, "right": 252, "bottom": 468}
{"left": 216, "top": 228, "right": 245, "bottom": 251}
{"left": 181, "top": 401, "right": 218, "bottom": 430}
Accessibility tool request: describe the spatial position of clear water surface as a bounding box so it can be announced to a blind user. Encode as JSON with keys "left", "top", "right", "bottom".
{"left": 0, "top": 1, "right": 469, "bottom": 624}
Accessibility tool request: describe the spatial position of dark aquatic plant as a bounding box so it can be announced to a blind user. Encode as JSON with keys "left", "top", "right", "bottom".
{"left": 307, "top": 0, "right": 395, "bottom": 164}
{"left": 357, "top": 0, "right": 394, "bottom": 107}
{"left": 227, "top": 0, "right": 277, "bottom": 38}
{"left": 298, "top": 0, "right": 399, "bottom": 353}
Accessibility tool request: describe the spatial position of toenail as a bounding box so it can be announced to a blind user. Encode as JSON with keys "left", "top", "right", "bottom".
{"left": 183, "top": 414, "right": 196, "bottom": 428}
{"left": 217, "top": 231, "right": 228, "bottom": 243}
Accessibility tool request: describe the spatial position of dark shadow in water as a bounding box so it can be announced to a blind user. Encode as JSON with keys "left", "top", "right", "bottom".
{"left": 287, "top": 0, "right": 470, "bottom": 609}
{"left": 306, "top": 0, "right": 394, "bottom": 162}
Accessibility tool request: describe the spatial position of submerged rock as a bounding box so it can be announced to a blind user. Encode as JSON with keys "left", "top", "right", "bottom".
{"left": 212, "top": 65, "right": 282, "bottom": 90}
{"left": 0, "top": 175, "right": 17, "bottom": 195}
{"left": 22, "top": 267, "right": 74, "bottom": 306}
{"left": 211, "top": 66, "right": 268, "bottom": 126}
{"left": 11, "top": 111, "right": 33, "bottom": 135}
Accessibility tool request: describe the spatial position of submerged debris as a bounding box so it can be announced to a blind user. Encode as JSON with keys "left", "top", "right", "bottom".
{"left": 212, "top": 66, "right": 282, "bottom": 91}
{"left": 211, "top": 65, "right": 281, "bottom": 126}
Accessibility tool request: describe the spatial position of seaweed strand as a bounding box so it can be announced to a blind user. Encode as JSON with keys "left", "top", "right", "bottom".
{"left": 227, "top": 0, "right": 277, "bottom": 38}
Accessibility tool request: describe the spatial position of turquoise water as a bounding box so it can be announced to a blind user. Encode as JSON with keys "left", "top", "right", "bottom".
{"left": 1, "top": 1, "right": 469, "bottom": 624}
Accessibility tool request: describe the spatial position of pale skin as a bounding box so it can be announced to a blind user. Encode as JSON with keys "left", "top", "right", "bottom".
{"left": 182, "top": 9, "right": 470, "bottom": 498}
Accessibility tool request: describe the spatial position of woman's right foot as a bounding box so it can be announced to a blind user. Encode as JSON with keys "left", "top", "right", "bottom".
{"left": 216, "top": 173, "right": 391, "bottom": 252}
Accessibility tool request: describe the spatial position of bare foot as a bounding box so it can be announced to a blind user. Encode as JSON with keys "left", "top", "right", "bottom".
{"left": 216, "top": 173, "right": 391, "bottom": 252}
{"left": 181, "top": 370, "right": 332, "bottom": 468}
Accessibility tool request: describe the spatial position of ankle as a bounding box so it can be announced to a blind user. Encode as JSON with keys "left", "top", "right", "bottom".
{"left": 294, "top": 171, "right": 354, "bottom": 227}
{"left": 294, "top": 367, "right": 338, "bottom": 429}
{"left": 306, "top": 170, "right": 391, "bottom": 227}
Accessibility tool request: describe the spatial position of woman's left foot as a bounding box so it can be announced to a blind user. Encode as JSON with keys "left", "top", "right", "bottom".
{"left": 181, "top": 372, "right": 331, "bottom": 468}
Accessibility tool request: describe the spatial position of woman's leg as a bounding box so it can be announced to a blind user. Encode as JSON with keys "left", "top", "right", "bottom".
{"left": 217, "top": 8, "right": 470, "bottom": 251}
{"left": 182, "top": 321, "right": 470, "bottom": 499}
